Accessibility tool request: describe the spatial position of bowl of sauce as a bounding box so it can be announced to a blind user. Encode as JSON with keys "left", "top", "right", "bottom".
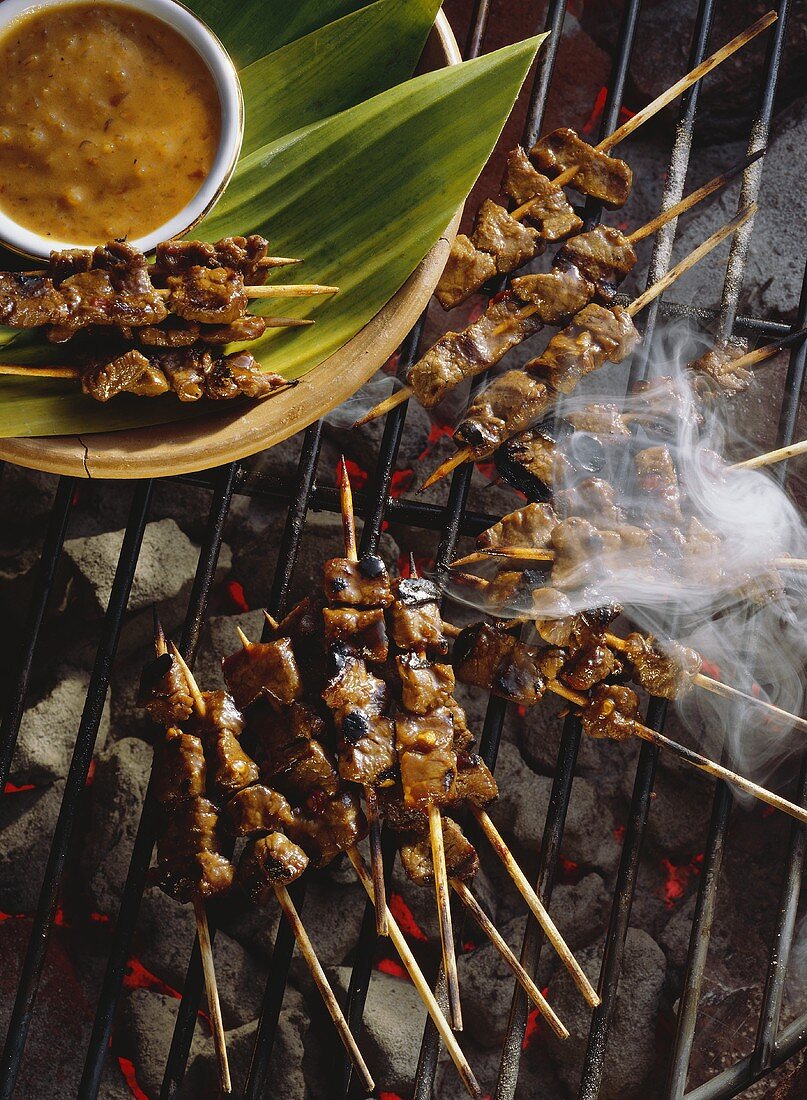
{"left": 0, "top": 0, "right": 243, "bottom": 259}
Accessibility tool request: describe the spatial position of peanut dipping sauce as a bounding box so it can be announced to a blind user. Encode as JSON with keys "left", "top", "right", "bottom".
{"left": 0, "top": 2, "right": 221, "bottom": 244}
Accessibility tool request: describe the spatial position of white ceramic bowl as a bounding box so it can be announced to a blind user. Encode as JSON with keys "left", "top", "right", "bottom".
{"left": 0, "top": 0, "right": 244, "bottom": 260}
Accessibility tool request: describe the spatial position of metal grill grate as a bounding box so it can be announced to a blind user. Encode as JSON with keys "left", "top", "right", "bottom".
{"left": 0, "top": 1, "right": 805, "bottom": 1097}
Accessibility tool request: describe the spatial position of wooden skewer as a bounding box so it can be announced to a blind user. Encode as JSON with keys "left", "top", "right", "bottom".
{"left": 724, "top": 325, "right": 807, "bottom": 379}
{"left": 470, "top": 806, "right": 600, "bottom": 1007}
{"left": 338, "top": 456, "right": 388, "bottom": 938}
{"left": 731, "top": 437, "right": 807, "bottom": 470}
{"left": 449, "top": 877, "right": 569, "bottom": 1040}
{"left": 274, "top": 883, "right": 375, "bottom": 1092}
{"left": 178, "top": 637, "right": 375, "bottom": 1087}
{"left": 347, "top": 846, "right": 483, "bottom": 1098}
{"left": 429, "top": 802, "right": 463, "bottom": 1030}
{"left": 152, "top": 282, "right": 339, "bottom": 299}
{"left": 550, "top": 678, "right": 807, "bottom": 826}
{"left": 420, "top": 205, "right": 757, "bottom": 491}
{"left": 154, "top": 635, "right": 232, "bottom": 1092}
{"left": 0, "top": 365, "right": 303, "bottom": 392}
{"left": 257, "top": 256, "right": 303, "bottom": 268}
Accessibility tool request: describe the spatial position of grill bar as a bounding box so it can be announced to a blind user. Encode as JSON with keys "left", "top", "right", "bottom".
{"left": 0, "top": 475, "right": 75, "bottom": 794}
{"left": 0, "top": 480, "right": 154, "bottom": 1099}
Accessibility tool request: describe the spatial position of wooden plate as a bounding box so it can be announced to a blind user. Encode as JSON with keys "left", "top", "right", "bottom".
{"left": 0, "top": 14, "right": 461, "bottom": 480}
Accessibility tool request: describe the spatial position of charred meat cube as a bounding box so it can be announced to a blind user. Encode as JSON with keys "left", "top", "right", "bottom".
{"left": 236, "top": 833, "right": 309, "bottom": 904}
{"left": 396, "top": 653, "right": 455, "bottom": 714}
{"left": 687, "top": 337, "right": 750, "bottom": 399}
{"left": 530, "top": 127, "right": 632, "bottom": 208}
{"left": 377, "top": 782, "right": 428, "bottom": 833}
{"left": 472, "top": 199, "right": 542, "bottom": 272}
{"left": 399, "top": 817, "right": 479, "bottom": 886}
{"left": 537, "top": 647, "right": 567, "bottom": 683}
{"left": 435, "top": 234, "right": 497, "bottom": 311}
{"left": 225, "top": 783, "right": 294, "bottom": 837}
{"left": 455, "top": 371, "right": 552, "bottom": 455}
{"left": 634, "top": 446, "right": 683, "bottom": 523}
{"left": 530, "top": 587, "right": 575, "bottom": 631}
{"left": 201, "top": 314, "right": 268, "bottom": 344}
{"left": 337, "top": 712, "right": 396, "bottom": 787}
{"left": 251, "top": 701, "right": 327, "bottom": 781}
{"left": 155, "top": 235, "right": 272, "bottom": 283}
{"left": 453, "top": 623, "right": 548, "bottom": 708}
{"left": 205, "top": 731, "right": 260, "bottom": 798}
{"left": 323, "top": 607, "right": 388, "bottom": 662}
{"left": 165, "top": 266, "right": 248, "bottom": 324}
{"left": 388, "top": 580, "right": 448, "bottom": 656}
{"left": 59, "top": 267, "right": 168, "bottom": 335}
{"left": 81, "top": 349, "right": 170, "bottom": 402}
{"left": 550, "top": 517, "right": 607, "bottom": 590}
{"left": 497, "top": 429, "right": 575, "bottom": 493}
{"left": 554, "top": 225, "right": 637, "bottom": 300}
{"left": 554, "top": 477, "right": 626, "bottom": 528}
{"left": 155, "top": 796, "right": 234, "bottom": 902}
{"left": 623, "top": 633, "right": 700, "bottom": 700}
{"left": 502, "top": 146, "right": 582, "bottom": 240}
{"left": 395, "top": 707, "right": 457, "bottom": 809}
{"left": 559, "top": 642, "right": 622, "bottom": 691}
{"left": 531, "top": 304, "right": 639, "bottom": 394}
{"left": 49, "top": 247, "right": 93, "bottom": 284}
{"left": 275, "top": 739, "right": 341, "bottom": 803}
{"left": 222, "top": 636, "right": 303, "bottom": 711}
{"left": 454, "top": 751, "right": 498, "bottom": 808}
{"left": 0, "top": 271, "right": 69, "bottom": 327}
{"left": 485, "top": 568, "right": 547, "bottom": 613}
{"left": 153, "top": 729, "right": 206, "bottom": 807}
{"left": 290, "top": 790, "right": 367, "bottom": 867}
{"left": 536, "top": 602, "right": 621, "bottom": 650}
{"left": 478, "top": 502, "right": 559, "bottom": 550}
{"left": 323, "top": 555, "right": 393, "bottom": 608}
{"left": 567, "top": 402, "right": 631, "bottom": 438}
{"left": 406, "top": 292, "right": 546, "bottom": 408}
{"left": 581, "top": 684, "right": 639, "bottom": 741}
{"left": 138, "top": 651, "right": 193, "bottom": 725}
{"left": 511, "top": 266, "right": 595, "bottom": 324}
{"left": 446, "top": 698, "right": 475, "bottom": 753}
{"left": 190, "top": 690, "right": 245, "bottom": 741}
{"left": 322, "top": 650, "right": 389, "bottom": 722}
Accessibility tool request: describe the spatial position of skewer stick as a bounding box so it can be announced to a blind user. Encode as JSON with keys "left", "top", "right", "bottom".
{"left": 628, "top": 205, "right": 755, "bottom": 317}
{"left": 725, "top": 326, "right": 807, "bottom": 376}
{"left": 449, "top": 877, "right": 569, "bottom": 1040}
{"left": 422, "top": 206, "right": 758, "bottom": 492}
{"left": 338, "top": 456, "right": 388, "bottom": 936}
{"left": 353, "top": 385, "right": 410, "bottom": 426}
{"left": 157, "top": 634, "right": 231, "bottom": 1092}
{"left": 193, "top": 896, "right": 232, "bottom": 1093}
{"left": 152, "top": 283, "right": 339, "bottom": 300}
{"left": 274, "top": 883, "right": 375, "bottom": 1092}
{"left": 346, "top": 847, "right": 483, "bottom": 1099}
{"left": 429, "top": 803, "right": 463, "bottom": 1030}
{"left": 470, "top": 806, "right": 600, "bottom": 1007}
{"left": 257, "top": 256, "right": 303, "bottom": 268}
{"left": 627, "top": 152, "right": 763, "bottom": 243}
{"left": 731, "top": 437, "right": 807, "bottom": 470}
{"left": 549, "top": 679, "right": 807, "bottom": 825}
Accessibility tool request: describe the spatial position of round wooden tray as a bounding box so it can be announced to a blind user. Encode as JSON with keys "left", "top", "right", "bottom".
{"left": 0, "top": 14, "right": 461, "bottom": 480}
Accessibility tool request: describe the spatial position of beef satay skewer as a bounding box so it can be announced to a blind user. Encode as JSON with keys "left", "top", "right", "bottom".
{"left": 423, "top": 205, "right": 756, "bottom": 488}
{"left": 510, "top": 10, "right": 776, "bottom": 220}
{"left": 447, "top": 570, "right": 807, "bottom": 736}
{"left": 152, "top": 638, "right": 230, "bottom": 1094}
{"left": 152, "top": 283, "right": 338, "bottom": 300}
{"left": 337, "top": 457, "right": 388, "bottom": 937}
{"left": 356, "top": 153, "right": 760, "bottom": 428}
{"left": 468, "top": 545, "right": 807, "bottom": 574}
{"left": 171, "top": 644, "right": 375, "bottom": 1092}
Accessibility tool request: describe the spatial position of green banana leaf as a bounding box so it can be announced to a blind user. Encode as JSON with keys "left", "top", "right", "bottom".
{"left": 191, "top": 0, "right": 374, "bottom": 67}
{"left": 0, "top": 26, "right": 545, "bottom": 437}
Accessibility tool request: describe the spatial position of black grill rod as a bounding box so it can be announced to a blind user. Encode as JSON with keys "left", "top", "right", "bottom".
{"left": 662, "top": 0, "right": 793, "bottom": 1091}
{"left": 78, "top": 462, "right": 240, "bottom": 1100}
{"left": 684, "top": 1003, "right": 807, "bottom": 1099}
{"left": 0, "top": 475, "right": 75, "bottom": 795}
{"left": 0, "top": 479, "right": 154, "bottom": 1100}
{"left": 242, "top": 422, "right": 330, "bottom": 1100}
{"left": 715, "top": 0, "right": 790, "bottom": 345}
{"left": 627, "top": 0, "right": 718, "bottom": 386}
{"left": 748, "top": 259, "right": 807, "bottom": 1076}
{"left": 464, "top": 0, "right": 493, "bottom": 62}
